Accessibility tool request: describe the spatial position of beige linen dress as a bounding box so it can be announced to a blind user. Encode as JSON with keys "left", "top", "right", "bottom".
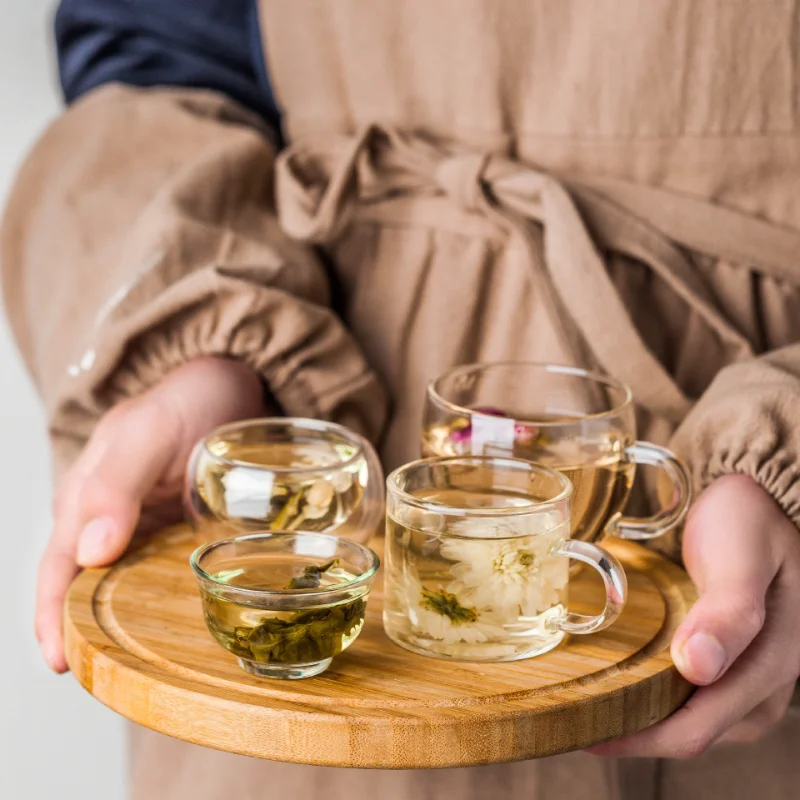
{"left": 2, "top": 1, "right": 800, "bottom": 797}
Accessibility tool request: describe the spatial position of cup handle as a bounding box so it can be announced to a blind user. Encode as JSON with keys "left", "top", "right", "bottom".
{"left": 605, "top": 441, "right": 692, "bottom": 541}
{"left": 551, "top": 540, "right": 627, "bottom": 634}
{"left": 337, "top": 434, "right": 385, "bottom": 544}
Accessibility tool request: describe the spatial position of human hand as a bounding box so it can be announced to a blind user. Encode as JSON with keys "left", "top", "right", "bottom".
{"left": 589, "top": 474, "right": 800, "bottom": 758}
{"left": 36, "top": 357, "right": 266, "bottom": 673}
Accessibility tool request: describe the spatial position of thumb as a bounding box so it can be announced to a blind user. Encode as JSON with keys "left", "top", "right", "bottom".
{"left": 672, "top": 475, "right": 781, "bottom": 685}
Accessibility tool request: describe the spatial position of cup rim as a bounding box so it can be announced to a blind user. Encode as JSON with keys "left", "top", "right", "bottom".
{"left": 386, "top": 455, "right": 573, "bottom": 518}
{"left": 189, "top": 531, "right": 380, "bottom": 599}
{"left": 198, "top": 417, "right": 367, "bottom": 475}
{"left": 427, "top": 362, "right": 634, "bottom": 424}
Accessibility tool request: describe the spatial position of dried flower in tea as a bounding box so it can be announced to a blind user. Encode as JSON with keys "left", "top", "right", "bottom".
{"left": 385, "top": 487, "right": 570, "bottom": 659}
{"left": 193, "top": 438, "right": 367, "bottom": 533}
{"left": 443, "top": 407, "right": 540, "bottom": 451}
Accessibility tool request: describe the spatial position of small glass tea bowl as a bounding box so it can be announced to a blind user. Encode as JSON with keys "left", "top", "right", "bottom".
{"left": 190, "top": 532, "right": 380, "bottom": 679}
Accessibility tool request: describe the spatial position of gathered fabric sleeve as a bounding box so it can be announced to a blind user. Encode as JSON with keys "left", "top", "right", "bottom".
{"left": 670, "top": 344, "right": 800, "bottom": 528}
{"left": 0, "top": 84, "right": 388, "bottom": 470}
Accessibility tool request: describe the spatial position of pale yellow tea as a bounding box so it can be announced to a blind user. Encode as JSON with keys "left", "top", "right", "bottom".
{"left": 384, "top": 486, "right": 570, "bottom": 661}
{"left": 200, "top": 553, "right": 368, "bottom": 666}
{"left": 194, "top": 439, "right": 366, "bottom": 533}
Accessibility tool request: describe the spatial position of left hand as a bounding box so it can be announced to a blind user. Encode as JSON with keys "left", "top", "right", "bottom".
{"left": 35, "top": 356, "right": 266, "bottom": 673}
{"left": 589, "top": 473, "right": 800, "bottom": 758}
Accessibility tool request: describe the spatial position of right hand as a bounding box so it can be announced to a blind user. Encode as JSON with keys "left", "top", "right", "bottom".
{"left": 36, "top": 356, "right": 267, "bottom": 672}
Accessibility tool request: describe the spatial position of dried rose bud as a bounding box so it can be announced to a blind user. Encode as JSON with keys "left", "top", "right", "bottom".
{"left": 446, "top": 407, "right": 539, "bottom": 449}
{"left": 447, "top": 408, "right": 508, "bottom": 448}
{"left": 513, "top": 423, "right": 539, "bottom": 446}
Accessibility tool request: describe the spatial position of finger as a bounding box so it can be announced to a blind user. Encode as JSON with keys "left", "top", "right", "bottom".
{"left": 587, "top": 572, "right": 800, "bottom": 758}
{"left": 718, "top": 682, "right": 796, "bottom": 744}
{"left": 74, "top": 356, "right": 265, "bottom": 562}
{"left": 585, "top": 665, "right": 761, "bottom": 758}
{"left": 720, "top": 689, "right": 794, "bottom": 745}
{"left": 35, "top": 463, "right": 91, "bottom": 672}
{"left": 35, "top": 542, "right": 80, "bottom": 673}
{"left": 671, "top": 475, "right": 782, "bottom": 685}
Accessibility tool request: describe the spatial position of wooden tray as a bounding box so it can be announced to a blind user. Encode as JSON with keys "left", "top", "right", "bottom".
{"left": 64, "top": 525, "right": 696, "bottom": 769}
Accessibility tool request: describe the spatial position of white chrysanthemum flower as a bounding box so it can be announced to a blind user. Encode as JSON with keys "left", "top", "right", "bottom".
{"left": 441, "top": 531, "right": 568, "bottom": 617}
{"left": 403, "top": 573, "right": 506, "bottom": 645}
{"left": 409, "top": 604, "right": 505, "bottom": 644}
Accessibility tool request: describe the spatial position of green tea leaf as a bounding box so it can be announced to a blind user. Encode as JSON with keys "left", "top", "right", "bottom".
{"left": 232, "top": 596, "right": 367, "bottom": 664}
{"left": 284, "top": 558, "right": 339, "bottom": 590}
{"left": 214, "top": 568, "right": 246, "bottom": 584}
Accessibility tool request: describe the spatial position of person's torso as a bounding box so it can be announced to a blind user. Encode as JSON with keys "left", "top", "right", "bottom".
{"left": 259, "top": 0, "right": 800, "bottom": 478}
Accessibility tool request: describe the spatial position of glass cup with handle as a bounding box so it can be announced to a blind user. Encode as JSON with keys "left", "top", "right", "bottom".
{"left": 185, "top": 418, "right": 385, "bottom": 544}
{"left": 383, "top": 455, "right": 627, "bottom": 662}
{"left": 422, "top": 362, "right": 691, "bottom": 543}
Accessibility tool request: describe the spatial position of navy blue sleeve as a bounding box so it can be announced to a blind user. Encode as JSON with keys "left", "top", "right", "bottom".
{"left": 55, "top": 0, "right": 280, "bottom": 129}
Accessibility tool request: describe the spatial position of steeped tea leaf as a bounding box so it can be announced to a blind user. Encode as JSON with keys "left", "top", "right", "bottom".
{"left": 231, "top": 597, "right": 367, "bottom": 663}
{"left": 284, "top": 558, "right": 339, "bottom": 590}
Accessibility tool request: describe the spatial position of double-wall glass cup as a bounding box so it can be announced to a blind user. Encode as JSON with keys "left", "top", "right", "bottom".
{"left": 186, "top": 418, "right": 384, "bottom": 544}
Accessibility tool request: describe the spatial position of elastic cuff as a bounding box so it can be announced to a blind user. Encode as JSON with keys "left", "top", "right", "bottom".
{"left": 670, "top": 356, "right": 800, "bottom": 532}
{"left": 50, "top": 267, "right": 388, "bottom": 448}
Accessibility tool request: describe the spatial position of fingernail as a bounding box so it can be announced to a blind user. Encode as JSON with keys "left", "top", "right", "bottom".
{"left": 675, "top": 632, "right": 727, "bottom": 685}
{"left": 42, "top": 641, "right": 63, "bottom": 673}
{"left": 76, "top": 517, "right": 116, "bottom": 567}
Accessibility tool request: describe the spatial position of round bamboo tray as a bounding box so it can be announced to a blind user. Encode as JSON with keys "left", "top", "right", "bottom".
{"left": 64, "top": 525, "right": 695, "bottom": 769}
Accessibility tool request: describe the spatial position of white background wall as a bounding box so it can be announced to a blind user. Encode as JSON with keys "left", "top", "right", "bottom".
{"left": 0, "top": 2, "right": 126, "bottom": 798}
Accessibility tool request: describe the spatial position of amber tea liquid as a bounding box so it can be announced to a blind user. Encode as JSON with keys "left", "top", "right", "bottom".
{"left": 422, "top": 415, "right": 634, "bottom": 543}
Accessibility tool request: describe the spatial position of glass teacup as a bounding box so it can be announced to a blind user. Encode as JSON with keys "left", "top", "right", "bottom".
{"left": 185, "top": 418, "right": 384, "bottom": 544}
{"left": 191, "top": 532, "right": 379, "bottom": 679}
{"left": 383, "top": 456, "right": 627, "bottom": 662}
{"left": 423, "top": 362, "right": 691, "bottom": 543}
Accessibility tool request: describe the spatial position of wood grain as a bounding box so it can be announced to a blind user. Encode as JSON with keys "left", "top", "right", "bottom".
{"left": 64, "top": 525, "right": 696, "bottom": 768}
